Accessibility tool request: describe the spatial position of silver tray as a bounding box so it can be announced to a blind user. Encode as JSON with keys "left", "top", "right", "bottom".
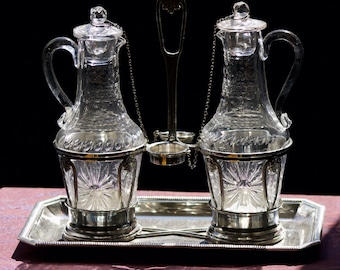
{"left": 18, "top": 195, "right": 325, "bottom": 251}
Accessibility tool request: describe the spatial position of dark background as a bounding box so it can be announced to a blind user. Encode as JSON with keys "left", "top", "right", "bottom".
{"left": 2, "top": 0, "right": 339, "bottom": 195}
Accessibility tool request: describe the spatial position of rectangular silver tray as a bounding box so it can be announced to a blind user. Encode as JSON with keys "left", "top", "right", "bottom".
{"left": 18, "top": 195, "right": 325, "bottom": 251}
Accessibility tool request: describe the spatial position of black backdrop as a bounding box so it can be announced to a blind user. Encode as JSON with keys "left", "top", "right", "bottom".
{"left": 2, "top": 0, "right": 339, "bottom": 195}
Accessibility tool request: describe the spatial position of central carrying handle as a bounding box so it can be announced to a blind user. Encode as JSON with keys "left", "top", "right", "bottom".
{"left": 145, "top": 0, "right": 190, "bottom": 166}
{"left": 156, "top": 0, "right": 187, "bottom": 142}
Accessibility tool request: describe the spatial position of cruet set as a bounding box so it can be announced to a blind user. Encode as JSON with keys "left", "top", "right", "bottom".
{"left": 42, "top": 1, "right": 304, "bottom": 244}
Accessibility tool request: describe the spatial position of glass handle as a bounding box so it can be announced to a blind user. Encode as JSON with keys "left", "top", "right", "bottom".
{"left": 263, "top": 29, "right": 304, "bottom": 118}
{"left": 42, "top": 37, "right": 78, "bottom": 109}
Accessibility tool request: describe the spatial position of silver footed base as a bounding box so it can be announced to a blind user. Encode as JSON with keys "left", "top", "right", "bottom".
{"left": 206, "top": 207, "right": 285, "bottom": 245}
{"left": 63, "top": 204, "right": 141, "bottom": 241}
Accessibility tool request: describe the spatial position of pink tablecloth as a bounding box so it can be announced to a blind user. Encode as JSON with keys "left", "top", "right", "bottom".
{"left": 1, "top": 187, "right": 339, "bottom": 269}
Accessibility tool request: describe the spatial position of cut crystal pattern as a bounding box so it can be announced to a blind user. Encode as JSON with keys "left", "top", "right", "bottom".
{"left": 60, "top": 154, "right": 142, "bottom": 211}
{"left": 76, "top": 160, "right": 119, "bottom": 211}
{"left": 220, "top": 160, "right": 266, "bottom": 212}
{"left": 205, "top": 155, "right": 286, "bottom": 213}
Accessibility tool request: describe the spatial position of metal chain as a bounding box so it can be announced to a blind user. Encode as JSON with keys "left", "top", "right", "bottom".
{"left": 187, "top": 25, "right": 218, "bottom": 169}
{"left": 123, "top": 31, "right": 150, "bottom": 142}
{"left": 111, "top": 19, "right": 218, "bottom": 163}
{"left": 106, "top": 20, "right": 149, "bottom": 142}
{"left": 107, "top": 19, "right": 149, "bottom": 142}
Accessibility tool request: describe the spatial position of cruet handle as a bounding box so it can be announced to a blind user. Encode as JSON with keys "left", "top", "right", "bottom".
{"left": 42, "top": 37, "right": 78, "bottom": 109}
{"left": 263, "top": 30, "right": 304, "bottom": 125}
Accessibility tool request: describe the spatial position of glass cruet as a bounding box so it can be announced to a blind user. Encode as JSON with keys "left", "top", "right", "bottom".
{"left": 198, "top": 1, "right": 304, "bottom": 245}
{"left": 42, "top": 6, "right": 147, "bottom": 241}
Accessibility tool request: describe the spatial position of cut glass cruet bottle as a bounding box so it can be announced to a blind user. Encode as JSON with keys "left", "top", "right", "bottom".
{"left": 42, "top": 6, "right": 147, "bottom": 241}
{"left": 198, "top": 1, "right": 304, "bottom": 244}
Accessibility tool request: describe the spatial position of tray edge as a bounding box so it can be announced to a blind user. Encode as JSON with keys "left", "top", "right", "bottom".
{"left": 18, "top": 195, "right": 325, "bottom": 251}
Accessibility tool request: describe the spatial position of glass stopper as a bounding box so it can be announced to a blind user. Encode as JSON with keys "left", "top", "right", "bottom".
{"left": 90, "top": 6, "right": 107, "bottom": 25}
{"left": 232, "top": 1, "right": 250, "bottom": 20}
